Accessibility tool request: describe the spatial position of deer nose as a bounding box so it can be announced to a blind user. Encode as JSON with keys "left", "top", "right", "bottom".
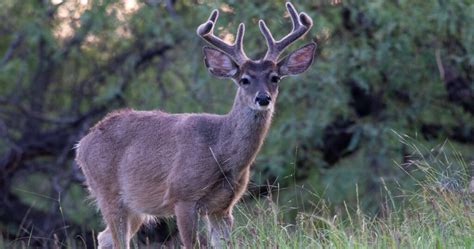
{"left": 255, "top": 94, "right": 271, "bottom": 106}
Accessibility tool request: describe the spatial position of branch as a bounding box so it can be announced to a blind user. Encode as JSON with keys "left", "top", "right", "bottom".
{"left": 1, "top": 32, "right": 22, "bottom": 66}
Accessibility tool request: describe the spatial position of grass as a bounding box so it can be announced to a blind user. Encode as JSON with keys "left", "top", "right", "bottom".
{"left": 228, "top": 134, "right": 473, "bottom": 248}
{"left": 230, "top": 184, "right": 472, "bottom": 248}
{"left": 3, "top": 134, "right": 473, "bottom": 248}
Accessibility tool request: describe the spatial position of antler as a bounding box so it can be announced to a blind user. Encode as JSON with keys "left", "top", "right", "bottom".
{"left": 197, "top": 9, "right": 249, "bottom": 65}
{"left": 259, "top": 2, "right": 313, "bottom": 62}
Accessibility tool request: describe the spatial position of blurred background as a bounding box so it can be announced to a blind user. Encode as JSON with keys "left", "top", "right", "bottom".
{"left": 0, "top": 0, "right": 472, "bottom": 247}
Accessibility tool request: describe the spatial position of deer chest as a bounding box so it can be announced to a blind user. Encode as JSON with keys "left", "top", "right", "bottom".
{"left": 198, "top": 168, "right": 250, "bottom": 214}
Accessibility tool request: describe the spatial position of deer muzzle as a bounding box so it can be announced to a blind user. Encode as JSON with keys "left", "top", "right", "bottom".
{"left": 255, "top": 93, "right": 272, "bottom": 107}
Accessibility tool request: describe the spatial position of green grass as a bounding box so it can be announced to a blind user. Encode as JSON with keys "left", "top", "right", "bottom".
{"left": 230, "top": 184, "right": 472, "bottom": 248}
{"left": 228, "top": 134, "right": 473, "bottom": 248}
{"left": 3, "top": 135, "right": 473, "bottom": 248}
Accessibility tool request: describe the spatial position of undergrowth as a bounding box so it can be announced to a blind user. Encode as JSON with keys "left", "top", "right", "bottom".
{"left": 230, "top": 133, "right": 473, "bottom": 248}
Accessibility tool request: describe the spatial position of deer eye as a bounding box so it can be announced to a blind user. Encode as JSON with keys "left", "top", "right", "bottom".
{"left": 270, "top": 75, "right": 280, "bottom": 84}
{"left": 240, "top": 78, "right": 250, "bottom": 85}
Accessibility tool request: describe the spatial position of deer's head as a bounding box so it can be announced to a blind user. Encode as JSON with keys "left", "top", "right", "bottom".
{"left": 197, "top": 2, "right": 315, "bottom": 111}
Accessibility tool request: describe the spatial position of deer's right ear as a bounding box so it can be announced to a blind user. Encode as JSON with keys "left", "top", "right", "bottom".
{"left": 203, "top": 47, "right": 239, "bottom": 78}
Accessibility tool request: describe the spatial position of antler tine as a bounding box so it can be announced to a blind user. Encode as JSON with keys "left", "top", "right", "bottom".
{"left": 260, "top": 2, "right": 313, "bottom": 62}
{"left": 197, "top": 9, "right": 248, "bottom": 65}
{"left": 258, "top": 20, "right": 278, "bottom": 60}
{"left": 235, "top": 23, "right": 245, "bottom": 53}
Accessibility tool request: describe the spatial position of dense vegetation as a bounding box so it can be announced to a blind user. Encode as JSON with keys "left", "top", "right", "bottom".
{"left": 0, "top": 0, "right": 472, "bottom": 247}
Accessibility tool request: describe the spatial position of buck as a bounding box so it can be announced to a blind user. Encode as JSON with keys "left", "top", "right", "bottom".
{"left": 76, "top": 2, "right": 315, "bottom": 248}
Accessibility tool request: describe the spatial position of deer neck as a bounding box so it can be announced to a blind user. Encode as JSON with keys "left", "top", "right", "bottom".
{"left": 216, "top": 88, "right": 273, "bottom": 172}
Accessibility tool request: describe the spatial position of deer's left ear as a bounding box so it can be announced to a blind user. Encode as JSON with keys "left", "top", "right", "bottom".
{"left": 278, "top": 43, "right": 316, "bottom": 76}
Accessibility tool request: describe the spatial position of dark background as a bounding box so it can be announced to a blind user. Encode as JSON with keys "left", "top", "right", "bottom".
{"left": 0, "top": 0, "right": 472, "bottom": 247}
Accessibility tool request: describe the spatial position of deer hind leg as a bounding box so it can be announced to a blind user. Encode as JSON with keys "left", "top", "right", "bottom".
{"left": 97, "top": 212, "right": 145, "bottom": 249}
{"left": 97, "top": 227, "right": 113, "bottom": 249}
{"left": 175, "top": 201, "right": 198, "bottom": 249}
{"left": 101, "top": 210, "right": 130, "bottom": 249}
{"left": 207, "top": 213, "right": 233, "bottom": 249}
{"left": 128, "top": 213, "right": 146, "bottom": 237}
{"left": 93, "top": 195, "right": 135, "bottom": 249}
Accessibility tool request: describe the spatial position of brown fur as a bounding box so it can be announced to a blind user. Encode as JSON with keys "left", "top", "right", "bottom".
{"left": 76, "top": 3, "right": 315, "bottom": 249}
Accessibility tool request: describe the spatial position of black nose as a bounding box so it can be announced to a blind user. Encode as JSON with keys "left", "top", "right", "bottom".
{"left": 255, "top": 94, "right": 271, "bottom": 106}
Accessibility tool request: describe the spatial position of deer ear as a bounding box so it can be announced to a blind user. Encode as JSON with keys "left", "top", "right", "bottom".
{"left": 203, "top": 47, "right": 239, "bottom": 78}
{"left": 278, "top": 43, "right": 316, "bottom": 76}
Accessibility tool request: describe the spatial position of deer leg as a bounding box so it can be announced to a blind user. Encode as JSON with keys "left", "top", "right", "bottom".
{"left": 97, "top": 227, "right": 113, "bottom": 249}
{"left": 175, "top": 201, "right": 198, "bottom": 249}
{"left": 107, "top": 214, "right": 131, "bottom": 249}
{"left": 98, "top": 213, "right": 142, "bottom": 249}
{"left": 128, "top": 213, "right": 145, "bottom": 238}
{"left": 207, "top": 213, "right": 233, "bottom": 249}
{"left": 99, "top": 212, "right": 144, "bottom": 249}
{"left": 96, "top": 200, "right": 132, "bottom": 249}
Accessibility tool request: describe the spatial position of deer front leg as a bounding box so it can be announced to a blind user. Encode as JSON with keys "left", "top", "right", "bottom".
{"left": 207, "top": 213, "right": 233, "bottom": 248}
{"left": 175, "top": 201, "right": 198, "bottom": 249}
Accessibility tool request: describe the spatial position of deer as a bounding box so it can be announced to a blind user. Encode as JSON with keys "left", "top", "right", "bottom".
{"left": 75, "top": 2, "right": 315, "bottom": 248}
